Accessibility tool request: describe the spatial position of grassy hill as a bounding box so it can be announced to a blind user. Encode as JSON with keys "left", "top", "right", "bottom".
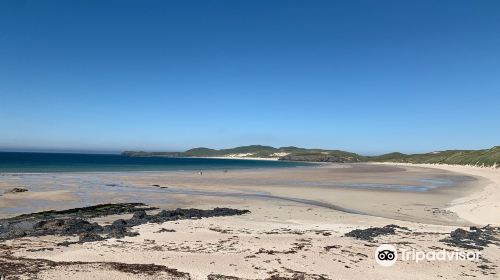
{"left": 368, "top": 146, "right": 500, "bottom": 167}
{"left": 122, "top": 145, "right": 500, "bottom": 167}
{"left": 122, "top": 145, "right": 364, "bottom": 163}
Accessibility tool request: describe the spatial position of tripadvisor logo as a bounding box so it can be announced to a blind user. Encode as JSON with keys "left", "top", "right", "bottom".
{"left": 376, "top": 244, "right": 397, "bottom": 266}
{"left": 375, "top": 244, "right": 480, "bottom": 266}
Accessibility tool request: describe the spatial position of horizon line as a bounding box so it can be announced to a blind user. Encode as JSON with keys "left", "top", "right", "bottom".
{"left": 1, "top": 144, "right": 497, "bottom": 157}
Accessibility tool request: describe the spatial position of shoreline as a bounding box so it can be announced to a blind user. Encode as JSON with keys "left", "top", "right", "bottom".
{"left": 0, "top": 163, "right": 477, "bottom": 225}
{"left": 0, "top": 162, "right": 494, "bottom": 226}
{"left": 372, "top": 162, "right": 500, "bottom": 226}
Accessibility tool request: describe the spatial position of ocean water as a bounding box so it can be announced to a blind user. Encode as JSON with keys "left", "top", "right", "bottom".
{"left": 0, "top": 152, "right": 313, "bottom": 173}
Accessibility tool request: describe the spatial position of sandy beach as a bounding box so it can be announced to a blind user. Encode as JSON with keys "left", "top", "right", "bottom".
{"left": 412, "top": 164, "right": 499, "bottom": 226}
{"left": 0, "top": 163, "right": 499, "bottom": 279}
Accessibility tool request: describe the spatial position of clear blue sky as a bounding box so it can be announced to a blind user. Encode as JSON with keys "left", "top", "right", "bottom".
{"left": 1, "top": 0, "right": 499, "bottom": 155}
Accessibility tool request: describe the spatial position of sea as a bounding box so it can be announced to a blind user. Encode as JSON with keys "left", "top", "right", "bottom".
{"left": 0, "top": 152, "right": 313, "bottom": 173}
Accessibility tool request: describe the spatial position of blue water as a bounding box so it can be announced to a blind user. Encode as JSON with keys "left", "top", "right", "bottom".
{"left": 0, "top": 152, "right": 313, "bottom": 173}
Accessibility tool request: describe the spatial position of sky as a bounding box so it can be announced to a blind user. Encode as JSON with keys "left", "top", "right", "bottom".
{"left": 0, "top": 0, "right": 499, "bottom": 155}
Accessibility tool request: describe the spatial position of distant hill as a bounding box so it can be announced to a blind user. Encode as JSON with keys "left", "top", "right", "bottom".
{"left": 368, "top": 146, "right": 500, "bottom": 167}
{"left": 122, "top": 145, "right": 500, "bottom": 167}
{"left": 122, "top": 145, "right": 364, "bottom": 163}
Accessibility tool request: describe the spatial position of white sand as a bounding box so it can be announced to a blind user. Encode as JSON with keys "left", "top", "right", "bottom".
{"left": 375, "top": 163, "right": 500, "bottom": 226}
{"left": 2, "top": 163, "right": 500, "bottom": 279}
{"left": 193, "top": 156, "right": 280, "bottom": 161}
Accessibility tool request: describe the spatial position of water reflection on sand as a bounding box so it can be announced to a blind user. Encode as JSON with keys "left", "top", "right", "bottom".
{"left": 0, "top": 164, "right": 477, "bottom": 224}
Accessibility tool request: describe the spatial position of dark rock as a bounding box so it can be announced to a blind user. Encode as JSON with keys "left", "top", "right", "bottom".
{"left": 324, "top": 245, "right": 341, "bottom": 251}
{"left": 79, "top": 232, "right": 104, "bottom": 242}
{"left": 158, "top": 210, "right": 169, "bottom": 217}
{"left": 107, "top": 227, "right": 138, "bottom": 239}
{"left": 344, "top": 224, "right": 406, "bottom": 241}
{"left": 12, "top": 229, "right": 26, "bottom": 239}
{"left": 441, "top": 225, "right": 500, "bottom": 250}
{"left": 207, "top": 274, "right": 241, "bottom": 280}
{"left": 111, "top": 219, "right": 127, "bottom": 228}
{"left": 132, "top": 210, "right": 146, "bottom": 220}
{"left": 6, "top": 187, "right": 28, "bottom": 193}
{"left": 152, "top": 184, "right": 168, "bottom": 189}
{"left": 8, "top": 203, "right": 156, "bottom": 222}
{"left": 0, "top": 253, "right": 191, "bottom": 279}
{"left": 33, "top": 218, "right": 101, "bottom": 235}
{"left": 157, "top": 228, "right": 176, "bottom": 233}
{"left": 0, "top": 203, "right": 250, "bottom": 244}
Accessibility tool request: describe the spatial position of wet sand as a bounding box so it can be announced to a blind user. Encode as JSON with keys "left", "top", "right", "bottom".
{"left": 0, "top": 163, "right": 479, "bottom": 225}
{"left": 0, "top": 163, "right": 499, "bottom": 279}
